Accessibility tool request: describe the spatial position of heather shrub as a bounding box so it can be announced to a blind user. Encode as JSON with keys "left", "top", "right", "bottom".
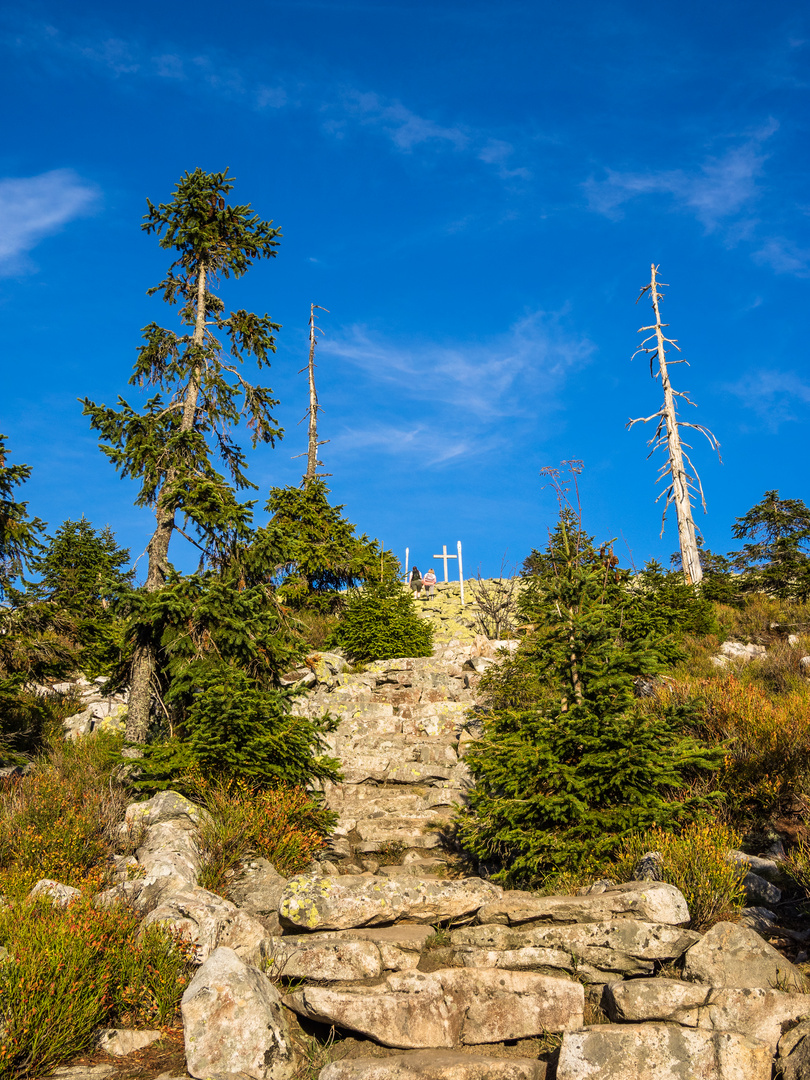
{"left": 0, "top": 897, "right": 192, "bottom": 1080}
{"left": 0, "top": 732, "right": 127, "bottom": 898}
{"left": 612, "top": 822, "right": 747, "bottom": 931}
{"left": 190, "top": 776, "right": 336, "bottom": 896}
{"left": 662, "top": 675, "right": 810, "bottom": 818}
{"left": 784, "top": 841, "right": 810, "bottom": 898}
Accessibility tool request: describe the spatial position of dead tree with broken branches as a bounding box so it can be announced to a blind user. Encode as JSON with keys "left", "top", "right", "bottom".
{"left": 296, "top": 303, "right": 330, "bottom": 485}
{"left": 627, "top": 264, "right": 720, "bottom": 586}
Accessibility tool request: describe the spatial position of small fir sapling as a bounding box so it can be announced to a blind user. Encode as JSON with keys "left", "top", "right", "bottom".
{"left": 455, "top": 463, "right": 722, "bottom": 886}
{"left": 328, "top": 573, "right": 434, "bottom": 663}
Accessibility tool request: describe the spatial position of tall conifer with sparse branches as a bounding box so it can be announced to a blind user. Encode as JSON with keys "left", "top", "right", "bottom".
{"left": 83, "top": 168, "right": 283, "bottom": 742}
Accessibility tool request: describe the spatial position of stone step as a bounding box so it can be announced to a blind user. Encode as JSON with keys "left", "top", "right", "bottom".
{"left": 339, "top": 759, "right": 471, "bottom": 787}
{"left": 320, "top": 1051, "right": 547, "bottom": 1080}
{"left": 325, "top": 787, "right": 461, "bottom": 814}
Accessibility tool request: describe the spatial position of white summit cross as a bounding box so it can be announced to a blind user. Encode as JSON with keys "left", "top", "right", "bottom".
{"left": 432, "top": 542, "right": 465, "bottom": 606}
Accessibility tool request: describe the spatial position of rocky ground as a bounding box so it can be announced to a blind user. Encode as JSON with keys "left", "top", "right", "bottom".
{"left": 39, "top": 618, "right": 810, "bottom": 1080}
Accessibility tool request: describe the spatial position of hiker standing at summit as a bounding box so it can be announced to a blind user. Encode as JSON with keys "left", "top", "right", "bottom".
{"left": 422, "top": 567, "right": 437, "bottom": 597}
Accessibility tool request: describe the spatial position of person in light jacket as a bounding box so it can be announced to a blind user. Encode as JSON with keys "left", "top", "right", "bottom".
{"left": 422, "top": 567, "right": 437, "bottom": 597}
{"left": 409, "top": 565, "right": 423, "bottom": 597}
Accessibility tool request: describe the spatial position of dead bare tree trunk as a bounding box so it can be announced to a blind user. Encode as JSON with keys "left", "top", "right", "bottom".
{"left": 627, "top": 264, "right": 721, "bottom": 586}
{"left": 298, "top": 304, "right": 329, "bottom": 486}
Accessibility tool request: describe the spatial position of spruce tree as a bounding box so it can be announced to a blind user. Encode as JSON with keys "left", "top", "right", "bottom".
{"left": 257, "top": 478, "right": 396, "bottom": 612}
{"left": 0, "top": 434, "right": 44, "bottom": 602}
{"left": 456, "top": 465, "right": 721, "bottom": 885}
{"left": 731, "top": 490, "right": 810, "bottom": 600}
{"left": 82, "top": 169, "right": 283, "bottom": 741}
{"left": 28, "top": 518, "right": 133, "bottom": 675}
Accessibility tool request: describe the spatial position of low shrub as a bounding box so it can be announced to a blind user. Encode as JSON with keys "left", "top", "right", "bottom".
{"left": 328, "top": 577, "right": 433, "bottom": 663}
{"left": 663, "top": 675, "right": 810, "bottom": 819}
{"left": 611, "top": 822, "right": 747, "bottom": 931}
{"left": 784, "top": 841, "right": 810, "bottom": 898}
{"left": 189, "top": 776, "right": 336, "bottom": 896}
{"left": 0, "top": 897, "right": 193, "bottom": 1080}
{"left": 0, "top": 732, "right": 127, "bottom": 898}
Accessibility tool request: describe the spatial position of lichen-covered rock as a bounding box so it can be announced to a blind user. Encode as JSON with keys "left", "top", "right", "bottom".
{"left": 284, "top": 967, "right": 583, "bottom": 1048}
{"left": 683, "top": 921, "right": 807, "bottom": 990}
{"left": 556, "top": 1023, "right": 771, "bottom": 1080}
{"left": 181, "top": 947, "right": 296, "bottom": 1080}
{"left": 278, "top": 874, "right": 501, "bottom": 930}
{"left": 477, "top": 881, "right": 690, "bottom": 928}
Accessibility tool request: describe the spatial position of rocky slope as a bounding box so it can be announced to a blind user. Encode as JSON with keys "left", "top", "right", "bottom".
{"left": 37, "top": 629, "right": 810, "bottom": 1080}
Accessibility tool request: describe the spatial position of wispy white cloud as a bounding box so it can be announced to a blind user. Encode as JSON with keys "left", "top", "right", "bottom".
{"left": 320, "top": 312, "right": 594, "bottom": 469}
{"left": 0, "top": 169, "right": 100, "bottom": 275}
{"left": 322, "top": 311, "right": 594, "bottom": 422}
{"left": 753, "top": 237, "right": 810, "bottom": 276}
{"left": 725, "top": 368, "right": 810, "bottom": 429}
{"left": 331, "top": 422, "right": 479, "bottom": 465}
{"left": 584, "top": 122, "right": 777, "bottom": 231}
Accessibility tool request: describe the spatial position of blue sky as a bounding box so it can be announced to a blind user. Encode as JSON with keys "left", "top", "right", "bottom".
{"left": 1, "top": 0, "right": 808, "bottom": 580}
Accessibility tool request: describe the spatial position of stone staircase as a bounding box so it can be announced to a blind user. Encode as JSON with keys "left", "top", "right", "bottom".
{"left": 290, "top": 637, "right": 517, "bottom": 873}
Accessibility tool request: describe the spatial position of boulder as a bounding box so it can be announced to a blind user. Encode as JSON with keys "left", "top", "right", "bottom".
{"left": 268, "top": 924, "right": 431, "bottom": 977}
{"left": 270, "top": 936, "right": 383, "bottom": 980}
{"left": 778, "top": 1019, "right": 810, "bottom": 1080}
{"left": 98, "top": 1028, "right": 163, "bottom": 1056}
{"left": 556, "top": 1024, "right": 771, "bottom": 1080}
{"left": 450, "top": 920, "right": 700, "bottom": 980}
{"left": 320, "top": 1052, "right": 545, "bottom": 1080}
{"left": 284, "top": 967, "right": 583, "bottom": 1048}
{"left": 227, "top": 858, "right": 288, "bottom": 934}
{"left": 477, "top": 881, "right": 690, "bottom": 927}
{"left": 742, "top": 870, "right": 781, "bottom": 906}
{"left": 683, "top": 921, "right": 807, "bottom": 990}
{"left": 278, "top": 874, "right": 500, "bottom": 930}
{"left": 605, "top": 978, "right": 810, "bottom": 1051}
{"left": 125, "top": 790, "right": 209, "bottom": 830}
{"left": 142, "top": 885, "right": 269, "bottom": 965}
{"left": 181, "top": 947, "right": 296, "bottom": 1080}
{"left": 28, "top": 879, "right": 82, "bottom": 907}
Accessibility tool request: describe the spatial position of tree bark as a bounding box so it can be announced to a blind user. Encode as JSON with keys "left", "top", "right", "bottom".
{"left": 305, "top": 304, "right": 319, "bottom": 484}
{"left": 125, "top": 262, "right": 207, "bottom": 742}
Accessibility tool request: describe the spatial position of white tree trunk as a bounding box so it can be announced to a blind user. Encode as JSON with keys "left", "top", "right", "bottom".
{"left": 647, "top": 267, "right": 703, "bottom": 586}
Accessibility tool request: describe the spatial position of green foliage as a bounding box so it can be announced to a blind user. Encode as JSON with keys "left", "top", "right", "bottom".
{"left": 27, "top": 518, "right": 133, "bottom": 676}
{"left": 611, "top": 822, "right": 747, "bottom": 931}
{"left": 328, "top": 576, "right": 433, "bottom": 662}
{"left": 731, "top": 489, "right": 810, "bottom": 600}
{"left": 132, "top": 660, "right": 340, "bottom": 793}
{"left": 0, "top": 440, "right": 79, "bottom": 761}
{"left": 622, "top": 561, "right": 718, "bottom": 665}
{"left": 0, "top": 898, "right": 192, "bottom": 1080}
{"left": 190, "top": 776, "right": 336, "bottom": 895}
{"left": 0, "top": 434, "right": 44, "bottom": 601}
{"left": 83, "top": 168, "right": 291, "bottom": 748}
{"left": 255, "top": 479, "right": 396, "bottom": 615}
{"left": 457, "top": 471, "right": 721, "bottom": 886}
{"left": 82, "top": 168, "right": 284, "bottom": 563}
